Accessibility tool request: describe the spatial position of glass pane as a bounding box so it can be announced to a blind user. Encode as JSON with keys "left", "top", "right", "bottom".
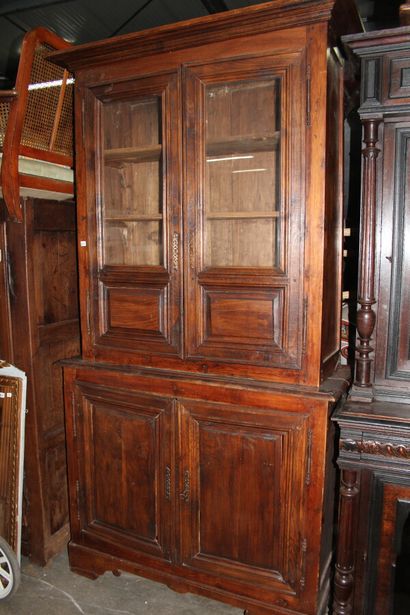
{"left": 102, "top": 97, "right": 163, "bottom": 266}
{"left": 204, "top": 80, "right": 281, "bottom": 268}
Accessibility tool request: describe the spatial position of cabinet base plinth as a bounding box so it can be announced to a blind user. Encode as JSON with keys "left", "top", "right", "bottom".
{"left": 67, "top": 541, "right": 325, "bottom": 615}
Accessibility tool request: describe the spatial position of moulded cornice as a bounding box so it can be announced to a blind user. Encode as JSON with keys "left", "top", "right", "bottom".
{"left": 50, "top": 0, "right": 360, "bottom": 72}
{"left": 343, "top": 25, "right": 410, "bottom": 56}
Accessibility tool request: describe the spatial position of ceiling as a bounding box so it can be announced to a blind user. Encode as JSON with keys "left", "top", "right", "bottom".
{"left": 0, "top": 0, "right": 404, "bottom": 88}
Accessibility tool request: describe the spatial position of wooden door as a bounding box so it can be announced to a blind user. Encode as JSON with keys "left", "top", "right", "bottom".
{"left": 177, "top": 399, "right": 312, "bottom": 602}
{"left": 71, "top": 381, "right": 174, "bottom": 563}
{"left": 80, "top": 71, "right": 182, "bottom": 360}
{"left": 2, "top": 199, "right": 80, "bottom": 565}
{"left": 184, "top": 51, "right": 305, "bottom": 369}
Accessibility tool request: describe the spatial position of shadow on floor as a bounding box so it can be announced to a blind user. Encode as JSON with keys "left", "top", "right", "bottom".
{"left": 0, "top": 550, "right": 243, "bottom": 614}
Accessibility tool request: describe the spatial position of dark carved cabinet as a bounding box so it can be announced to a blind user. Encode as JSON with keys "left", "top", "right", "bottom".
{"left": 333, "top": 25, "right": 410, "bottom": 615}
{"left": 334, "top": 404, "right": 410, "bottom": 615}
{"left": 51, "top": 1, "right": 361, "bottom": 613}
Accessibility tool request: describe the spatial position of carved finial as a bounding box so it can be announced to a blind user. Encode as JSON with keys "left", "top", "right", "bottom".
{"left": 400, "top": 1, "right": 410, "bottom": 26}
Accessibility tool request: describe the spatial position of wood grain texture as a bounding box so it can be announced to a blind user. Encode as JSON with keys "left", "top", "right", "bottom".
{"left": 53, "top": 1, "right": 362, "bottom": 613}
{"left": 63, "top": 361, "right": 340, "bottom": 615}
{"left": 0, "top": 198, "right": 80, "bottom": 564}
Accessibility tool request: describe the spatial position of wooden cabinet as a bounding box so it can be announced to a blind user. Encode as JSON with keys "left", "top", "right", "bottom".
{"left": 342, "top": 26, "right": 410, "bottom": 403}
{"left": 64, "top": 362, "right": 345, "bottom": 614}
{"left": 333, "top": 24, "right": 410, "bottom": 615}
{"left": 53, "top": 0, "right": 361, "bottom": 388}
{"left": 79, "top": 51, "right": 304, "bottom": 372}
{"left": 51, "top": 1, "right": 361, "bottom": 613}
{"left": 0, "top": 198, "right": 80, "bottom": 564}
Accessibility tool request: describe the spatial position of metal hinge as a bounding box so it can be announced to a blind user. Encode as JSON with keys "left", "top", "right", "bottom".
{"left": 302, "top": 298, "right": 308, "bottom": 354}
{"left": 81, "top": 99, "right": 86, "bottom": 140}
{"left": 71, "top": 393, "right": 77, "bottom": 438}
{"left": 165, "top": 466, "right": 171, "bottom": 501}
{"left": 305, "top": 428, "right": 313, "bottom": 486}
{"left": 86, "top": 289, "right": 91, "bottom": 336}
{"left": 300, "top": 537, "right": 307, "bottom": 590}
{"left": 76, "top": 480, "right": 81, "bottom": 520}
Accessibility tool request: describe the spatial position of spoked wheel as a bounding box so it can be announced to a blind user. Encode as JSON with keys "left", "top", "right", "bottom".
{"left": 0, "top": 537, "right": 20, "bottom": 600}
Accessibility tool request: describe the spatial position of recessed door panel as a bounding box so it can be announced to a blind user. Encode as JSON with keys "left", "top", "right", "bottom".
{"left": 204, "top": 288, "right": 283, "bottom": 348}
{"left": 178, "top": 400, "right": 310, "bottom": 597}
{"left": 106, "top": 286, "right": 164, "bottom": 334}
{"left": 74, "top": 383, "right": 173, "bottom": 562}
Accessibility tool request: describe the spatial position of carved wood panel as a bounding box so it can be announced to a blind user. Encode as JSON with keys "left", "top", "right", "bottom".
{"left": 177, "top": 399, "right": 311, "bottom": 604}
{"left": 73, "top": 382, "right": 174, "bottom": 562}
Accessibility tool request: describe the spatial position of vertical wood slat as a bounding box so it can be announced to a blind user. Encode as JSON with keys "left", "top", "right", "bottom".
{"left": 49, "top": 69, "right": 69, "bottom": 152}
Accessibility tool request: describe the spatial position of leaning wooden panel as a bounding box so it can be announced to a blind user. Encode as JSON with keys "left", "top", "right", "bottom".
{"left": 1, "top": 198, "right": 80, "bottom": 565}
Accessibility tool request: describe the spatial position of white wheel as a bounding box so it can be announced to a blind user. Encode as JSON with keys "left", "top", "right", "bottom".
{"left": 0, "top": 537, "right": 20, "bottom": 600}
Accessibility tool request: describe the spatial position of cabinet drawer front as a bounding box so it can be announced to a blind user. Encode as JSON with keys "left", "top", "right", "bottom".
{"left": 71, "top": 382, "right": 174, "bottom": 562}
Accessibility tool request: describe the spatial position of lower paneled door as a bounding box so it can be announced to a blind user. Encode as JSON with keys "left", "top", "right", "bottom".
{"left": 63, "top": 361, "right": 342, "bottom": 615}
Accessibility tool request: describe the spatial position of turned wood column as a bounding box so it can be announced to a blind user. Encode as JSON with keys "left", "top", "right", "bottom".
{"left": 333, "top": 469, "right": 360, "bottom": 615}
{"left": 354, "top": 118, "right": 381, "bottom": 392}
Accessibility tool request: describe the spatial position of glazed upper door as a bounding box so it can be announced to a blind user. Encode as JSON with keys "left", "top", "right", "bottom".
{"left": 81, "top": 71, "right": 181, "bottom": 359}
{"left": 184, "top": 52, "right": 305, "bottom": 368}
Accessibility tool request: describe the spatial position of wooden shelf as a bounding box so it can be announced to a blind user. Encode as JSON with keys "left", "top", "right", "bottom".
{"left": 104, "top": 144, "right": 162, "bottom": 165}
{"left": 206, "top": 211, "right": 280, "bottom": 220}
{"left": 104, "top": 214, "right": 163, "bottom": 222}
{"left": 206, "top": 133, "right": 280, "bottom": 157}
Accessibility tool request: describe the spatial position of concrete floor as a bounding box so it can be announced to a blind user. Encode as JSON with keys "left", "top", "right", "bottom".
{"left": 0, "top": 550, "right": 243, "bottom": 614}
